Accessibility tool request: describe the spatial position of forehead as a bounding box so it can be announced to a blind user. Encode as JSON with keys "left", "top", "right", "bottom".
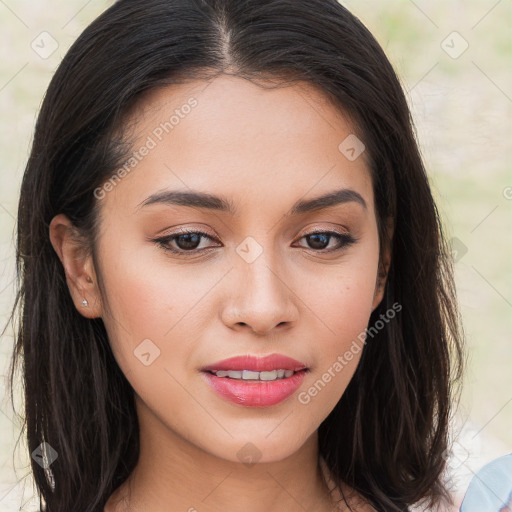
{"left": 132, "top": 74, "right": 363, "bottom": 148}
{"left": 102, "top": 74, "right": 374, "bottom": 216}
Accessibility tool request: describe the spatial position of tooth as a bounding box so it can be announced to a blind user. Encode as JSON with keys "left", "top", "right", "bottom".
{"left": 213, "top": 369, "right": 297, "bottom": 380}
{"left": 242, "top": 370, "right": 260, "bottom": 380}
{"left": 260, "top": 370, "right": 278, "bottom": 381}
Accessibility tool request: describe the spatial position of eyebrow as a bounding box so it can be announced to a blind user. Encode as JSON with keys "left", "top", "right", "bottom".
{"left": 137, "top": 187, "right": 367, "bottom": 215}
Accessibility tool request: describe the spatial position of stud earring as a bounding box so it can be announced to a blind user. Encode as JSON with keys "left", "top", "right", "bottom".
{"left": 81, "top": 298, "right": 89, "bottom": 307}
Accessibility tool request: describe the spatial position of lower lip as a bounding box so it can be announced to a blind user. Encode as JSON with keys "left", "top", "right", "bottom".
{"left": 202, "top": 370, "right": 307, "bottom": 407}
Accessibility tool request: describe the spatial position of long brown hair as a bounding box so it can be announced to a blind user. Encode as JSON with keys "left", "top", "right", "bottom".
{"left": 6, "top": 0, "right": 465, "bottom": 510}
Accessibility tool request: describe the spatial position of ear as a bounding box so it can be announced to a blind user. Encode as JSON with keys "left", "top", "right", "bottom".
{"left": 49, "top": 213, "right": 102, "bottom": 318}
{"left": 371, "top": 217, "right": 394, "bottom": 312}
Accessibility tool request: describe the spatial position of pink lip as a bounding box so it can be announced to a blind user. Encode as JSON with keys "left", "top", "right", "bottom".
{"left": 201, "top": 354, "right": 309, "bottom": 407}
{"left": 202, "top": 370, "right": 308, "bottom": 407}
{"left": 201, "top": 354, "right": 308, "bottom": 372}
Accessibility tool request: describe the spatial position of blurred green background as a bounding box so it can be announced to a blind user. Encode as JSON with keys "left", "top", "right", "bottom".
{"left": 0, "top": 1, "right": 511, "bottom": 510}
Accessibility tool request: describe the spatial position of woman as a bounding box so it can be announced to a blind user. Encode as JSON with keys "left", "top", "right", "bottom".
{"left": 7, "top": 0, "right": 465, "bottom": 510}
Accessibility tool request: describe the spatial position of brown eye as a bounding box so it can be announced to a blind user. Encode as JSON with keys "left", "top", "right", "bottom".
{"left": 154, "top": 230, "right": 220, "bottom": 255}
{"left": 295, "top": 230, "right": 357, "bottom": 252}
{"left": 173, "top": 232, "right": 202, "bottom": 251}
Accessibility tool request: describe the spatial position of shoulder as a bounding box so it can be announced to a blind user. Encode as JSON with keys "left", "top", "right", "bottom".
{"left": 460, "top": 453, "right": 512, "bottom": 511}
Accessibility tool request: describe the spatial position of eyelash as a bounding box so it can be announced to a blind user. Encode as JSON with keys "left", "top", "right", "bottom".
{"left": 153, "top": 228, "right": 357, "bottom": 256}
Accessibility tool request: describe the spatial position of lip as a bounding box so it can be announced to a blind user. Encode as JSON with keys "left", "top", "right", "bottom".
{"left": 202, "top": 369, "right": 308, "bottom": 407}
{"left": 200, "top": 354, "right": 309, "bottom": 407}
{"left": 201, "top": 354, "right": 308, "bottom": 372}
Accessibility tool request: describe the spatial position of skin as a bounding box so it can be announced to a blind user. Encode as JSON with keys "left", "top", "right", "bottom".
{"left": 50, "top": 74, "right": 391, "bottom": 511}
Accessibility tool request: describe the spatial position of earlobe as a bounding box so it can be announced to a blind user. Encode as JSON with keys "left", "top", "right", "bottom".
{"left": 49, "top": 214, "right": 102, "bottom": 318}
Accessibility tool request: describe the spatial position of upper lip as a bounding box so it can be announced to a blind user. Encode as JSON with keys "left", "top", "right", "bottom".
{"left": 201, "top": 354, "right": 308, "bottom": 373}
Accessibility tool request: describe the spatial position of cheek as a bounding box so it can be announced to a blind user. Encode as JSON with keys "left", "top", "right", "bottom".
{"left": 97, "top": 235, "right": 208, "bottom": 337}
{"left": 96, "top": 235, "right": 223, "bottom": 394}
{"left": 95, "top": 237, "right": 172, "bottom": 367}
{"left": 294, "top": 243, "right": 379, "bottom": 405}
{"left": 299, "top": 246, "right": 379, "bottom": 343}
{"left": 295, "top": 284, "right": 373, "bottom": 415}
{"left": 96, "top": 243, "right": 210, "bottom": 426}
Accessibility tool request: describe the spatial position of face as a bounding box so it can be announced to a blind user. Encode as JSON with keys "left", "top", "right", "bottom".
{"left": 55, "top": 74, "right": 389, "bottom": 464}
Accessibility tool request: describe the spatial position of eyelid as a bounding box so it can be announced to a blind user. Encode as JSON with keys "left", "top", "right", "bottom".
{"left": 299, "top": 226, "right": 350, "bottom": 237}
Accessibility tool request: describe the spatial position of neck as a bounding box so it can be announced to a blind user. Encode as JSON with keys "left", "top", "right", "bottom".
{"left": 105, "top": 395, "right": 335, "bottom": 512}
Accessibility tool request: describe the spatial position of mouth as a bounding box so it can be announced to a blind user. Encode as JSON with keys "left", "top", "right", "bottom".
{"left": 200, "top": 354, "right": 309, "bottom": 407}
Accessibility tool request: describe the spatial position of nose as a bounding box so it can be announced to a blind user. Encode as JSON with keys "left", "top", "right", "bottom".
{"left": 221, "top": 249, "right": 299, "bottom": 336}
